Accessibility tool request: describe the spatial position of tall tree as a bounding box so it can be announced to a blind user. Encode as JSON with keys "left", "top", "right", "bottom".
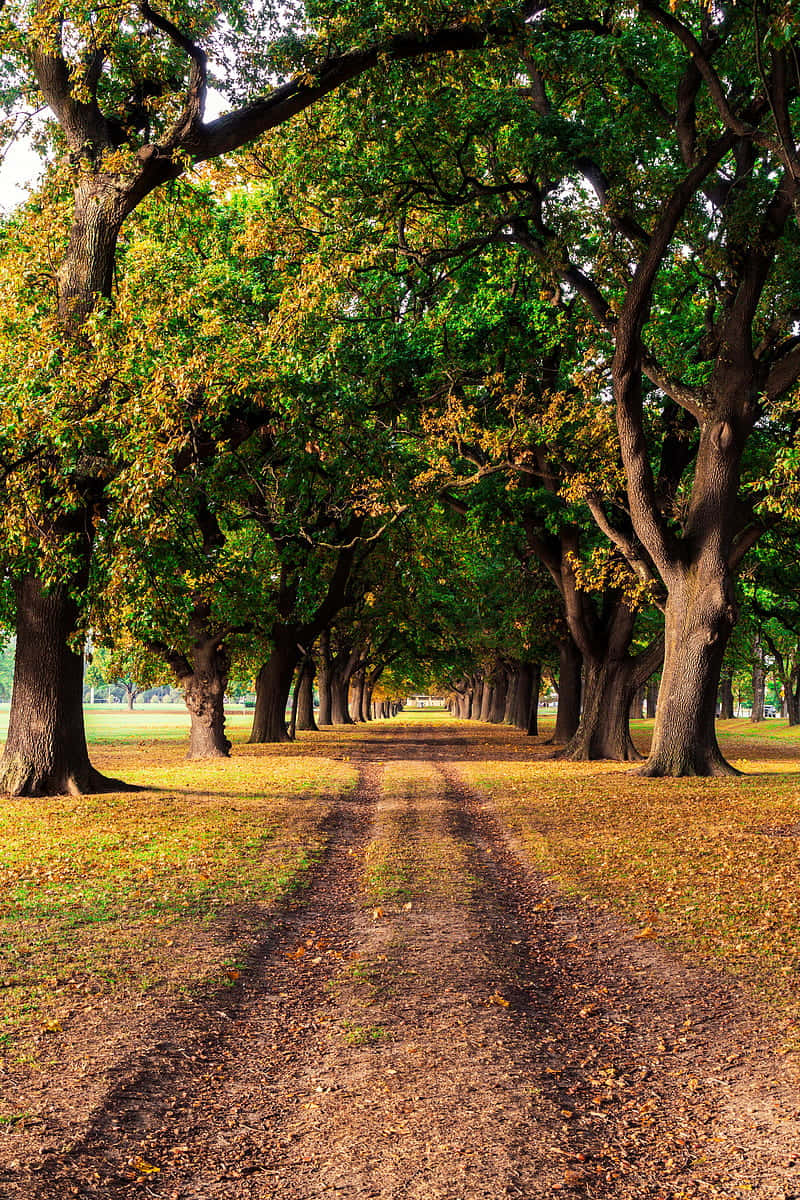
{"left": 0, "top": 0, "right": 539, "bottom": 793}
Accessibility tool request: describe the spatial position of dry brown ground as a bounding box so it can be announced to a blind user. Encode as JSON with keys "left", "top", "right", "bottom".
{"left": 2, "top": 721, "right": 800, "bottom": 1199}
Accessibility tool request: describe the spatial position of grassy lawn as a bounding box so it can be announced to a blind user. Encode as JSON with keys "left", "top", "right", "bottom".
{"left": 461, "top": 715, "right": 800, "bottom": 1030}
{"left": 0, "top": 701, "right": 256, "bottom": 744}
{"left": 0, "top": 735, "right": 356, "bottom": 1067}
{"left": 1, "top": 707, "right": 800, "bottom": 1070}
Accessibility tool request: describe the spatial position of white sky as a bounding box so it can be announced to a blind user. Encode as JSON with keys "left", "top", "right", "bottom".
{"left": 0, "top": 137, "right": 44, "bottom": 211}
{"left": 0, "top": 88, "right": 229, "bottom": 213}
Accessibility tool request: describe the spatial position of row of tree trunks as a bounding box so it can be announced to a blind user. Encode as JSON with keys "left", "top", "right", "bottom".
{"left": 451, "top": 623, "right": 667, "bottom": 766}
{"left": 247, "top": 631, "right": 398, "bottom": 742}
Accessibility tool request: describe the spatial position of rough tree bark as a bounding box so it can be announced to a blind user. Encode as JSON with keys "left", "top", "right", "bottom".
{"left": 183, "top": 639, "right": 232, "bottom": 759}
{"left": 550, "top": 638, "right": 582, "bottom": 746}
{"left": 295, "top": 657, "right": 318, "bottom": 731}
{"left": 640, "top": 563, "right": 737, "bottom": 776}
{"left": 0, "top": 579, "right": 129, "bottom": 795}
{"left": 249, "top": 635, "right": 299, "bottom": 744}
{"left": 559, "top": 582, "right": 657, "bottom": 761}
{"left": 718, "top": 673, "right": 735, "bottom": 719}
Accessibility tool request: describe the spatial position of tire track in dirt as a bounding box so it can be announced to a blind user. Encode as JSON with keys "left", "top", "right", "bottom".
{"left": 191, "top": 756, "right": 565, "bottom": 1200}
{"left": 9, "top": 725, "right": 800, "bottom": 1200}
{"left": 11, "top": 765, "right": 381, "bottom": 1200}
{"left": 437, "top": 762, "right": 800, "bottom": 1199}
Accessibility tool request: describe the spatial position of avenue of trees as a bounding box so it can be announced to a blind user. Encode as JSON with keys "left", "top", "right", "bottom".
{"left": 1, "top": 0, "right": 800, "bottom": 792}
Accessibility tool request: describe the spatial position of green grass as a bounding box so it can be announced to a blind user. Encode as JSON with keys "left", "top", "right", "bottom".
{"left": 0, "top": 748, "right": 357, "bottom": 1051}
{"left": 0, "top": 702, "right": 256, "bottom": 744}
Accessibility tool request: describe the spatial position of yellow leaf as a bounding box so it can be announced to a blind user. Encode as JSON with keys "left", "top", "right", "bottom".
{"left": 489, "top": 993, "right": 509, "bottom": 1007}
{"left": 131, "top": 1157, "right": 160, "bottom": 1174}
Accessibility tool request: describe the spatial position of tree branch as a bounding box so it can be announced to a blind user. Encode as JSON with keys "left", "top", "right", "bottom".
{"left": 140, "top": 1, "right": 207, "bottom": 143}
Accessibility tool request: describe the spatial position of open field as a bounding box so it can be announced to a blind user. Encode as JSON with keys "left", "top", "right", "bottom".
{"left": 1, "top": 714, "right": 800, "bottom": 1198}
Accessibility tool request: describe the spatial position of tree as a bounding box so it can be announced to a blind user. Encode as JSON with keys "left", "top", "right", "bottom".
{"left": 277, "top": 2, "right": 800, "bottom": 774}
{"left": 0, "top": 0, "right": 539, "bottom": 793}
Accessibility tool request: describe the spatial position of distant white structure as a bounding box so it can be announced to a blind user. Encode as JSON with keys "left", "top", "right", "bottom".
{"left": 406, "top": 695, "right": 445, "bottom": 708}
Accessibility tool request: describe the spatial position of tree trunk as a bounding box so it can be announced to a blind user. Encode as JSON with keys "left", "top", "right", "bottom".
{"left": 295, "top": 657, "right": 318, "bottom": 731}
{"left": 629, "top": 684, "right": 645, "bottom": 719}
{"left": 331, "top": 671, "right": 354, "bottom": 725}
{"left": 126, "top": 689, "right": 135, "bottom": 711}
{"left": 513, "top": 660, "right": 539, "bottom": 733}
{"left": 249, "top": 637, "right": 299, "bottom": 743}
{"left": 0, "top": 192, "right": 135, "bottom": 794}
{"left": 488, "top": 671, "right": 508, "bottom": 723}
{"left": 350, "top": 668, "right": 366, "bottom": 722}
{"left": 479, "top": 678, "right": 493, "bottom": 722}
{"left": 184, "top": 640, "right": 231, "bottom": 759}
{"left": 550, "top": 638, "right": 582, "bottom": 745}
{"left": 559, "top": 656, "right": 643, "bottom": 762}
{"left": 0, "top": 578, "right": 126, "bottom": 795}
{"left": 646, "top": 678, "right": 659, "bottom": 718}
{"left": 503, "top": 667, "right": 519, "bottom": 724}
{"left": 718, "top": 673, "right": 734, "bottom": 719}
{"left": 527, "top": 663, "right": 542, "bottom": 737}
{"left": 638, "top": 570, "right": 737, "bottom": 777}
{"left": 787, "top": 675, "right": 800, "bottom": 726}
{"left": 317, "top": 631, "right": 333, "bottom": 726}
{"left": 751, "top": 634, "right": 765, "bottom": 723}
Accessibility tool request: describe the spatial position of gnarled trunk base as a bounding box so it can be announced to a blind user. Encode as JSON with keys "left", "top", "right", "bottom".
{"left": 184, "top": 656, "right": 231, "bottom": 760}
{"left": 558, "top": 657, "right": 642, "bottom": 763}
{"left": 639, "top": 572, "right": 737, "bottom": 777}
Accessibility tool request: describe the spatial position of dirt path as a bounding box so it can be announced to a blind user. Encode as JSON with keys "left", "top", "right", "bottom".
{"left": 4, "top": 723, "right": 800, "bottom": 1199}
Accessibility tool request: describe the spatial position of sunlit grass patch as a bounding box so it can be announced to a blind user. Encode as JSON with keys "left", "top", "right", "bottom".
{"left": 459, "top": 754, "right": 800, "bottom": 1021}
{"left": 363, "top": 763, "right": 474, "bottom": 904}
{"left": 0, "top": 750, "right": 356, "bottom": 1048}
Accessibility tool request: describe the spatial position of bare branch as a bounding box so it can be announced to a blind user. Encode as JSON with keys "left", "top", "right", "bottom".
{"left": 140, "top": 1, "right": 207, "bottom": 142}
{"left": 729, "top": 523, "right": 763, "bottom": 571}
{"left": 138, "top": 5, "right": 546, "bottom": 170}
{"left": 765, "top": 339, "right": 800, "bottom": 400}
